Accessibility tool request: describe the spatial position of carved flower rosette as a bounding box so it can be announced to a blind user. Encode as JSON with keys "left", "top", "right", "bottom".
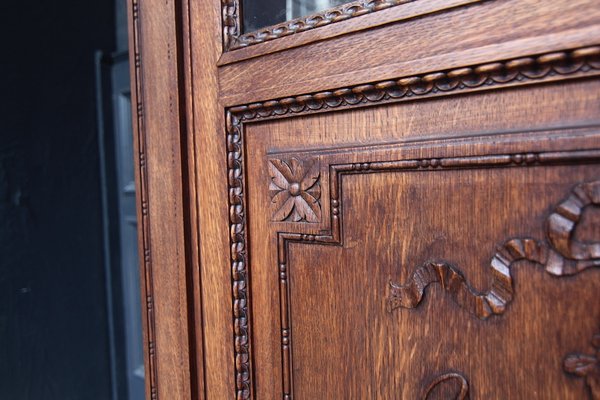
{"left": 269, "top": 158, "right": 321, "bottom": 223}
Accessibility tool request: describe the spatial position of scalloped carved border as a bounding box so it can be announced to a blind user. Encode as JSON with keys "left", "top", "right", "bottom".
{"left": 225, "top": 46, "right": 600, "bottom": 399}
{"left": 222, "top": 0, "right": 240, "bottom": 50}
{"left": 223, "top": 0, "right": 416, "bottom": 51}
{"left": 130, "top": 0, "right": 159, "bottom": 399}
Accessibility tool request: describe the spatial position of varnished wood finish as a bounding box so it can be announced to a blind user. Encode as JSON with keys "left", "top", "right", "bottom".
{"left": 130, "top": 0, "right": 600, "bottom": 398}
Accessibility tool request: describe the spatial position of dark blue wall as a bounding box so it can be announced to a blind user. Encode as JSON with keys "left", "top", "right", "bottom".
{"left": 0, "top": 1, "right": 116, "bottom": 398}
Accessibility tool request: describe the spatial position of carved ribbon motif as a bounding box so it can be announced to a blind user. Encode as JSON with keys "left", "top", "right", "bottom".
{"left": 388, "top": 180, "right": 600, "bottom": 319}
{"left": 564, "top": 331, "right": 600, "bottom": 400}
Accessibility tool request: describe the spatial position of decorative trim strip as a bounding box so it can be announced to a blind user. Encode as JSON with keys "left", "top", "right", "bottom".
{"left": 130, "top": 0, "right": 159, "bottom": 399}
{"left": 388, "top": 179, "right": 600, "bottom": 319}
{"left": 226, "top": 0, "right": 416, "bottom": 51}
{"left": 222, "top": 0, "right": 240, "bottom": 50}
{"left": 225, "top": 45, "right": 600, "bottom": 399}
{"left": 227, "top": 112, "right": 253, "bottom": 400}
{"left": 230, "top": 46, "right": 600, "bottom": 120}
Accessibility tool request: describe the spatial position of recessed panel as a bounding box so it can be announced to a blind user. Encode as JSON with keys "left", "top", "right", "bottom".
{"left": 237, "top": 67, "right": 600, "bottom": 399}
{"left": 286, "top": 165, "right": 599, "bottom": 398}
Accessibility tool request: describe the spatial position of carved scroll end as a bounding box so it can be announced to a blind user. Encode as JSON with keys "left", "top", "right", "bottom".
{"left": 423, "top": 372, "right": 470, "bottom": 400}
{"left": 563, "top": 332, "right": 600, "bottom": 399}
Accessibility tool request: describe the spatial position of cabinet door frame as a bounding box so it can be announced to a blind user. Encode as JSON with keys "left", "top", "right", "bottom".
{"left": 127, "top": 0, "right": 203, "bottom": 398}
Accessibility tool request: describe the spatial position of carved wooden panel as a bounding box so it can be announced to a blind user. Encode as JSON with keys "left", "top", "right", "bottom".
{"left": 266, "top": 152, "right": 600, "bottom": 398}
{"left": 130, "top": 0, "right": 600, "bottom": 398}
{"left": 225, "top": 48, "right": 600, "bottom": 398}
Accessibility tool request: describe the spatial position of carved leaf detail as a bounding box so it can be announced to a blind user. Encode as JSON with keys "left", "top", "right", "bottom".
{"left": 271, "top": 192, "right": 295, "bottom": 222}
{"left": 301, "top": 161, "right": 320, "bottom": 191}
{"left": 268, "top": 159, "right": 292, "bottom": 190}
{"left": 269, "top": 158, "right": 321, "bottom": 223}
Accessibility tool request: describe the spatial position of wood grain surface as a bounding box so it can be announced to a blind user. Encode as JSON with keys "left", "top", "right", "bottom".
{"left": 129, "top": 0, "right": 600, "bottom": 398}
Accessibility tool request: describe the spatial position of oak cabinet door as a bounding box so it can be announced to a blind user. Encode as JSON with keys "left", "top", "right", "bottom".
{"left": 130, "top": 0, "right": 600, "bottom": 398}
{"left": 226, "top": 76, "right": 600, "bottom": 398}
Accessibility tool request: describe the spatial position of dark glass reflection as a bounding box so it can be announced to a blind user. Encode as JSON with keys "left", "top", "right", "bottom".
{"left": 242, "top": 0, "right": 350, "bottom": 33}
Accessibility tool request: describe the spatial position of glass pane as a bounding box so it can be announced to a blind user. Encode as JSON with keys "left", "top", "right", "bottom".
{"left": 242, "top": 0, "right": 351, "bottom": 33}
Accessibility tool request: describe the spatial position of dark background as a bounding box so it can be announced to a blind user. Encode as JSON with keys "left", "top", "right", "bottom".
{"left": 0, "top": 0, "right": 130, "bottom": 398}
